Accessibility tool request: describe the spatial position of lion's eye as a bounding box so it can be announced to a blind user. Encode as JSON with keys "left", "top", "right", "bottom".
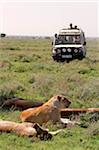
{"left": 63, "top": 98, "right": 67, "bottom": 102}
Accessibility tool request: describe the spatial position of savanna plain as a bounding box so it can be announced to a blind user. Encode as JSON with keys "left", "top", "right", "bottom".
{"left": 0, "top": 37, "right": 99, "bottom": 150}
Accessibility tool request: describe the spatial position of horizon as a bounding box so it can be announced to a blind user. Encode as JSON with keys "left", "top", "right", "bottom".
{"left": 1, "top": 35, "right": 99, "bottom": 39}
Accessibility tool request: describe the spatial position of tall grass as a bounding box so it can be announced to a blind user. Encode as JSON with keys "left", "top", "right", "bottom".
{"left": 0, "top": 38, "right": 99, "bottom": 150}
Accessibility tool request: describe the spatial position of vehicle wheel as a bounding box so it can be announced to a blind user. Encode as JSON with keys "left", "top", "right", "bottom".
{"left": 78, "top": 55, "right": 84, "bottom": 60}
{"left": 78, "top": 57, "right": 83, "bottom": 60}
{"left": 66, "top": 60, "right": 70, "bottom": 63}
{"left": 55, "top": 58, "right": 60, "bottom": 62}
{"left": 52, "top": 56, "right": 59, "bottom": 62}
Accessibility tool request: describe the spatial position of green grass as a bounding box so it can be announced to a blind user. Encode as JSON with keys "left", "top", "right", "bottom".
{"left": 0, "top": 37, "right": 99, "bottom": 149}
{"left": 0, "top": 126, "right": 98, "bottom": 150}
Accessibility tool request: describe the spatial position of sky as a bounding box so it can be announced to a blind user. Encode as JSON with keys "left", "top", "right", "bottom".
{"left": 0, "top": 0, "right": 99, "bottom": 37}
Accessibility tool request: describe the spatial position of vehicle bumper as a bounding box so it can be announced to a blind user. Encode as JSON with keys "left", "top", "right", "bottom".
{"left": 52, "top": 51, "right": 85, "bottom": 61}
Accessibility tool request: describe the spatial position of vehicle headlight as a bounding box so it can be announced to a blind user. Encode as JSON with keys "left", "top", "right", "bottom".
{"left": 62, "top": 48, "right": 66, "bottom": 52}
{"left": 74, "top": 49, "right": 78, "bottom": 53}
{"left": 67, "top": 48, "right": 71, "bottom": 52}
{"left": 57, "top": 49, "right": 61, "bottom": 53}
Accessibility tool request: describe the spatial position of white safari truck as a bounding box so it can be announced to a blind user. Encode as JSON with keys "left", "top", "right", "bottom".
{"left": 52, "top": 24, "right": 86, "bottom": 62}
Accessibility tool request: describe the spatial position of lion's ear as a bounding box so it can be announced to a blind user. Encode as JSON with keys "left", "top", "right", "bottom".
{"left": 57, "top": 95, "right": 61, "bottom": 102}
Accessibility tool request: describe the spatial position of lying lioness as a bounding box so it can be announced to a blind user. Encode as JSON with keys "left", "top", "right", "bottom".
{"left": 20, "top": 95, "right": 71, "bottom": 124}
{"left": 0, "top": 120, "right": 52, "bottom": 140}
{"left": 2, "top": 97, "right": 44, "bottom": 110}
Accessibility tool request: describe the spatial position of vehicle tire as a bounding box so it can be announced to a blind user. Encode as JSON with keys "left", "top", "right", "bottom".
{"left": 78, "top": 53, "right": 85, "bottom": 60}
{"left": 78, "top": 57, "right": 83, "bottom": 60}
{"left": 66, "top": 60, "right": 70, "bottom": 63}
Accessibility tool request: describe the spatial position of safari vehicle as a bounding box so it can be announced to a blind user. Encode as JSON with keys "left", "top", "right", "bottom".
{"left": 52, "top": 24, "right": 86, "bottom": 62}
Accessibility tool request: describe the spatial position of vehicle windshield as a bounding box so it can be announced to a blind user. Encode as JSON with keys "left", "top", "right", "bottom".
{"left": 55, "top": 35, "right": 81, "bottom": 45}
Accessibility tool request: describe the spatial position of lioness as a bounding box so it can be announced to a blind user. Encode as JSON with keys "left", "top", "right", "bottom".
{"left": 0, "top": 120, "right": 52, "bottom": 140}
{"left": 20, "top": 95, "right": 71, "bottom": 124}
{"left": 2, "top": 97, "right": 44, "bottom": 110}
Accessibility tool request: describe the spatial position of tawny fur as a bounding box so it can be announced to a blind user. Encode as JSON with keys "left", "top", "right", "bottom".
{"left": 0, "top": 121, "right": 36, "bottom": 137}
{"left": 20, "top": 95, "right": 71, "bottom": 124}
{"left": 0, "top": 120, "right": 63, "bottom": 140}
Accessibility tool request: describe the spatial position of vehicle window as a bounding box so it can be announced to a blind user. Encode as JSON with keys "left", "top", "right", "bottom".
{"left": 55, "top": 35, "right": 81, "bottom": 44}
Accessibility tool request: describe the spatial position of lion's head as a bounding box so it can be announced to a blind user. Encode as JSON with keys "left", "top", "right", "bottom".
{"left": 49, "top": 95, "right": 71, "bottom": 109}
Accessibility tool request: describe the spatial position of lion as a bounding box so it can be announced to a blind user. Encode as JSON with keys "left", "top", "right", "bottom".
{"left": 20, "top": 95, "right": 71, "bottom": 124}
{"left": 2, "top": 97, "right": 44, "bottom": 110}
{"left": 0, "top": 120, "right": 52, "bottom": 140}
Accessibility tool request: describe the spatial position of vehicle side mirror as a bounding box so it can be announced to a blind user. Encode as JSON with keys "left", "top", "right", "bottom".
{"left": 84, "top": 41, "right": 86, "bottom": 45}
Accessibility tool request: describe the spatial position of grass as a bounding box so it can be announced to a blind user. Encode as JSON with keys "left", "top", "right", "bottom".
{"left": 0, "top": 37, "right": 99, "bottom": 149}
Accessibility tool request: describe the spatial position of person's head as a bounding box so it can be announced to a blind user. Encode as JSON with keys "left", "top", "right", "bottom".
{"left": 70, "top": 23, "right": 73, "bottom": 29}
{"left": 74, "top": 25, "right": 77, "bottom": 29}
{"left": 54, "top": 33, "right": 57, "bottom": 38}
